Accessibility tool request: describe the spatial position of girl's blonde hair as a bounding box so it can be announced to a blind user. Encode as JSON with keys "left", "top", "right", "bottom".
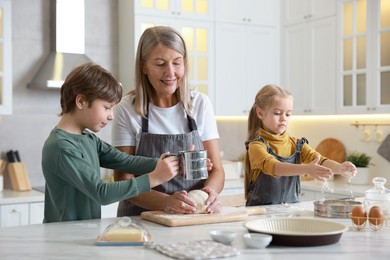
{"left": 244, "top": 84, "right": 293, "bottom": 196}
{"left": 130, "top": 26, "right": 191, "bottom": 118}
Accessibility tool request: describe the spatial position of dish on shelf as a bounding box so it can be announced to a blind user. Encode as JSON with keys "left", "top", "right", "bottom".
{"left": 243, "top": 217, "right": 349, "bottom": 247}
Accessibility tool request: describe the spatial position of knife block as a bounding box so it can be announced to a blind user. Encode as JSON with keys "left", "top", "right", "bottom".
{"left": 7, "top": 162, "right": 32, "bottom": 191}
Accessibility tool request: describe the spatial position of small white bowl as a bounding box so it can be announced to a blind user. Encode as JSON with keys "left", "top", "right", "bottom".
{"left": 243, "top": 233, "right": 272, "bottom": 249}
{"left": 209, "top": 230, "right": 236, "bottom": 244}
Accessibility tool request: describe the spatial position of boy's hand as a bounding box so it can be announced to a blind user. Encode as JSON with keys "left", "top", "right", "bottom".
{"left": 148, "top": 152, "right": 179, "bottom": 188}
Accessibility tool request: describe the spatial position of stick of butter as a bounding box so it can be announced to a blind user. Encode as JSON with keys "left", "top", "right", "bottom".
{"left": 103, "top": 228, "right": 144, "bottom": 242}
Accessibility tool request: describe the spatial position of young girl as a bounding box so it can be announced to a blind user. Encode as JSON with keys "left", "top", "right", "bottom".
{"left": 41, "top": 62, "right": 179, "bottom": 223}
{"left": 244, "top": 84, "right": 357, "bottom": 206}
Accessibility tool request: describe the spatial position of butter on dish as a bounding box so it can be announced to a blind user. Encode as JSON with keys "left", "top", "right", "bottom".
{"left": 96, "top": 217, "right": 152, "bottom": 246}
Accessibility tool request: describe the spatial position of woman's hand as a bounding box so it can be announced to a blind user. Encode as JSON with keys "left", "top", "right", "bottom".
{"left": 162, "top": 190, "right": 197, "bottom": 214}
{"left": 202, "top": 187, "right": 222, "bottom": 213}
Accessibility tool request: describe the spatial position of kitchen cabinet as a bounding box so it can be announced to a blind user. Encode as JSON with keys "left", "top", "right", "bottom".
{"left": 282, "top": 0, "right": 336, "bottom": 26}
{"left": 101, "top": 202, "right": 118, "bottom": 218}
{"left": 282, "top": 17, "right": 336, "bottom": 114}
{"left": 0, "top": 203, "right": 29, "bottom": 227}
{"left": 215, "top": 24, "right": 279, "bottom": 116}
{"left": 119, "top": 0, "right": 214, "bottom": 102}
{"left": 134, "top": 0, "right": 214, "bottom": 21}
{"left": 214, "top": 0, "right": 278, "bottom": 26}
{"left": 29, "top": 202, "right": 44, "bottom": 224}
{"left": 281, "top": 0, "right": 336, "bottom": 115}
{"left": 337, "top": 0, "right": 390, "bottom": 114}
{"left": 0, "top": 190, "right": 44, "bottom": 227}
{"left": 0, "top": 0, "right": 12, "bottom": 115}
{"left": 214, "top": 0, "right": 280, "bottom": 116}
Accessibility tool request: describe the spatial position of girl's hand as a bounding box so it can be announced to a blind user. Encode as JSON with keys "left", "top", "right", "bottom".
{"left": 162, "top": 190, "right": 197, "bottom": 214}
{"left": 307, "top": 156, "right": 333, "bottom": 181}
{"left": 202, "top": 187, "right": 222, "bottom": 214}
{"left": 339, "top": 161, "right": 357, "bottom": 178}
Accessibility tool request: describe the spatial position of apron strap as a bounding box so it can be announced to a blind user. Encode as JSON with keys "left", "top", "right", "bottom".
{"left": 141, "top": 103, "right": 198, "bottom": 133}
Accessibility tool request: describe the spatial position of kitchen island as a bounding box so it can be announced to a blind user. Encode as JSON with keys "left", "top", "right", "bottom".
{"left": 0, "top": 201, "right": 389, "bottom": 259}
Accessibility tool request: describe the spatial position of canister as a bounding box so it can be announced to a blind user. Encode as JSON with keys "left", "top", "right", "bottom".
{"left": 364, "top": 177, "right": 390, "bottom": 216}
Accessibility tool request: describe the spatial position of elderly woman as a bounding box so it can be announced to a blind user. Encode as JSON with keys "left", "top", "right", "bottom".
{"left": 112, "top": 26, "right": 225, "bottom": 216}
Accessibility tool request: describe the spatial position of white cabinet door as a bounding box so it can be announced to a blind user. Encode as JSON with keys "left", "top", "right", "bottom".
{"left": 245, "top": 26, "right": 279, "bottom": 112}
{"left": 134, "top": 0, "right": 214, "bottom": 21}
{"left": 216, "top": 23, "right": 279, "bottom": 116}
{"left": 0, "top": 0, "right": 12, "bottom": 115}
{"left": 337, "top": 0, "right": 390, "bottom": 114}
{"left": 215, "top": 0, "right": 278, "bottom": 26}
{"left": 283, "top": 0, "right": 336, "bottom": 26}
{"left": 29, "top": 202, "right": 44, "bottom": 225}
{"left": 101, "top": 202, "right": 119, "bottom": 218}
{"left": 215, "top": 23, "right": 246, "bottom": 116}
{"left": 0, "top": 204, "right": 29, "bottom": 227}
{"left": 282, "top": 17, "right": 336, "bottom": 115}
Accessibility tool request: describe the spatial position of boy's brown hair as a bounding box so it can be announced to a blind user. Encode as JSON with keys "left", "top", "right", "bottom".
{"left": 60, "top": 62, "right": 122, "bottom": 115}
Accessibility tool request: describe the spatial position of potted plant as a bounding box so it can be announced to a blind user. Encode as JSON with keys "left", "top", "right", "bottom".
{"left": 346, "top": 152, "right": 373, "bottom": 184}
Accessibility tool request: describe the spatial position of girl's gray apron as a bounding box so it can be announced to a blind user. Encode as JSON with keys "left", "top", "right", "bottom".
{"left": 245, "top": 137, "right": 308, "bottom": 206}
{"left": 117, "top": 110, "right": 205, "bottom": 216}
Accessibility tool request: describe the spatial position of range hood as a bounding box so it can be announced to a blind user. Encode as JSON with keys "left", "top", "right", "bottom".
{"left": 28, "top": 0, "right": 91, "bottom": 89}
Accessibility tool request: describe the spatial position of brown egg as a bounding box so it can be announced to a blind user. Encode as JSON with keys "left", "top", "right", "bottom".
{"left": 368, "top": 206, "right": 385, "bottom": 226}
{"left": 351, "top": 205, "right": 367, "bottom": 225}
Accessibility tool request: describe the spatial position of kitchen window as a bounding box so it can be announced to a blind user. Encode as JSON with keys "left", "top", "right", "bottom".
{"left": 338, "top": 0, "right": 390, "bottom": 114}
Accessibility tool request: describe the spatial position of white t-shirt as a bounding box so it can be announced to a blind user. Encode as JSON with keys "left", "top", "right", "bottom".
{"left": 111, "top": 91, "right": 219, "bottom": 150}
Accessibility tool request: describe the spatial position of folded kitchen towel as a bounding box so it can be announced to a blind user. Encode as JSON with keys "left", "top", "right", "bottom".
{"left": 377, "top": 134, "right": 390, "bottom": 162}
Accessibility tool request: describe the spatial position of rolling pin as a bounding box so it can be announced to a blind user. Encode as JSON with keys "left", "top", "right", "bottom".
{"left": 245, "top": 206, "right": 267, "bottom": 215}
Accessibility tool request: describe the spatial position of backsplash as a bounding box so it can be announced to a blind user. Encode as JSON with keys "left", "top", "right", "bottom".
{"left": 217, "top": 116, "right": 390, "bottom": 183}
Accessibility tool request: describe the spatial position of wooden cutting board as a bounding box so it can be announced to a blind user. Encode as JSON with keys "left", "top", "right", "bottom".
{"left": 315, "top": 138, "right": 346, "bottom": 163}
{"left": 140, "top": 206, "right": 266, "bottom": 227}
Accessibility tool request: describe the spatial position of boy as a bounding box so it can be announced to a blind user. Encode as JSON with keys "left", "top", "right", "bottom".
{"left": 41, "top": 62, "right": 178, "bottom": 223}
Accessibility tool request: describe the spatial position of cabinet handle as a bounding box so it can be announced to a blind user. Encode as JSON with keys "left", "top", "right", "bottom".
{"left": 177, "top": 11, "right": 181, "bottom": 15}
{"left": 172, "top": 11, "right": 175, "bottom": 15}
{"left": 372, "top": 107, "right": 376, "bottom": 111}
{"left": 248, "top": 18, "right": 251, "bottom": 22}
{"left": 307, "top": 14, "right": 312, "bottom": 19}
{"left": 243, "top": 18, "right": 247, "bottom": 22}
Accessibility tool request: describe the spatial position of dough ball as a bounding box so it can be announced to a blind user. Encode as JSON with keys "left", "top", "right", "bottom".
{"left": 187, "top": 190, "right": 209, "bottom": 214}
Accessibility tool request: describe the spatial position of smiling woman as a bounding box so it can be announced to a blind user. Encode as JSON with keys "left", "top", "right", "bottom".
{"left": 112, "top": 26, "right": 225, "bottom": 217}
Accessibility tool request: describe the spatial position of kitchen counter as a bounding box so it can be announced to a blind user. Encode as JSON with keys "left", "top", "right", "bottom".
{"left": 0, "top": 189, "right": 44, "bottom": 205}
{"left": 300, "top": 177, "right": 369, "bottom": 197}
{"left": 1, "top": 200, "right": 389, "bottom": 259}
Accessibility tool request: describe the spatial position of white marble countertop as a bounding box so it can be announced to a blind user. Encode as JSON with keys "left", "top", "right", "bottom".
{"left": 300, "top": 177, "right": 370, "bottom": 197}
{"left": 0, "top": 200, "right": 389, "bottom": 259}
{"left": 224, "top": 176, "right": 372, "bottom": 197}
{"left": 0, "top": 189, "right": 44, "bottom": 205}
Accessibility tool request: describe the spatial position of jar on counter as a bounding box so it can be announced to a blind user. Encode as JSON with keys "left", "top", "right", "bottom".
{"left": 364, "top": 177, "right": 390, "bottom": 216}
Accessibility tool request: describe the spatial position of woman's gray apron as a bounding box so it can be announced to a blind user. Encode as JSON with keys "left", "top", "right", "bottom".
{"left": 245, "top": 137, "right": 308, "bottom": 206}
{"left": 117, "top": 109, "right": 205, "bottom": 216}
